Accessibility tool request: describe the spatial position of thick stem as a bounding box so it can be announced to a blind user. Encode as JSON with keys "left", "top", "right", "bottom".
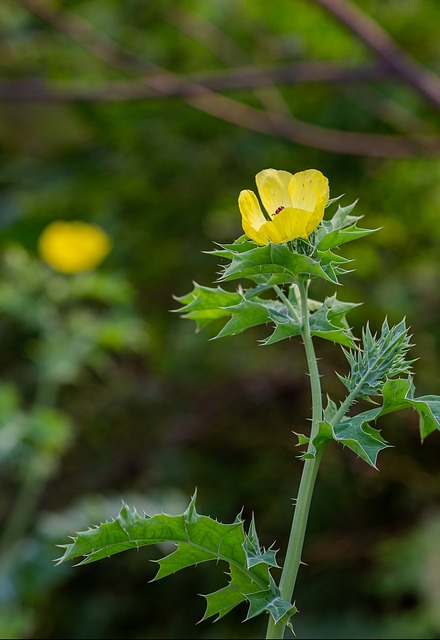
{"left": 266, "top": 280, "right": 324, "bottom": 639}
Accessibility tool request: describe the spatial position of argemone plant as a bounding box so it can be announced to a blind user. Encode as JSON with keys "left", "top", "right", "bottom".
{"left": 57, "top": 169, "right": 440, "bottom": 639}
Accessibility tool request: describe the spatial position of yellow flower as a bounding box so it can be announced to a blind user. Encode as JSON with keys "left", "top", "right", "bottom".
{"left": 38, "top": 220, "right": 111, "bottom": 274}
{"left": 238, "top": 168, "right": 329, "bottom": 245}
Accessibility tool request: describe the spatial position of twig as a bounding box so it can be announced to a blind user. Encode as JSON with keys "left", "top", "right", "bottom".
{"left": 313, "top": 0, "right": 440, "bottom": 110}
{"left": 12, "top": 0, "right": 440, "bottom": 157}
{"left": 16, "top": 0, "right": 154, "bottom": 74}
{"left": 0, "top": 61, "right": 393, "bottom": 101}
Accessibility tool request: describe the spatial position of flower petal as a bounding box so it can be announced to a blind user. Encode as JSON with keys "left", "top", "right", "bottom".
{"left": 38, "top": 221, "right": 111, "bottom": 273}
{"left": 255, "top": 169, "right": 293, "bottom": 218}
{"left": 269, "top": 207, "right": 311, "bottom": 242}
{"left": 238, "top": 189, "right": 269, "bottom": 245}
{"left": 288, "top": 169, "right": 329, "bottom": 212}
{"left": 304, "top": 206, "right": 325, "bottom": 236}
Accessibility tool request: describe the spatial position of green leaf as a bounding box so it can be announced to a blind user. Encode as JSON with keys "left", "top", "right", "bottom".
{"left": 379, "top": 377, "right": 440, "bottom": 441}
{"left": 323, "top": 396, "right": 338, "bottom": 422}
{"left": 324, "top": 200, "right": 362, "bottom": 231}
{"left": 214, "top": 298, "right": 271, "bottom": 339}
{"left": 331, "top": 413, "right": 390, "bottom": 468}
{"left": 218, "top": 243, "right": 336, "bottom": 284}
{"left": 243, "top": 516, "right": 279, "bottom": 569}
{"left": 413, "top": 395, "right": 440, "bottom": 440}
{"left": 303, "top": 413, "right": 389, "bottom": 467}
{"left": 340, "top": 318, "right": 413, "bottom": 398}
{"left": 57, "top": 494, "right": 294, "bottom": 628}
{"left": 325, "top": 193, "right": 345, "bottom": 209}
{"left": 317, "top": 224, "right": 376, "bottom": 251}
{"left": 176, "top": 282, "right": 295, "bottom": 340}
{"left": 317, "top": 199, "right": 377, "bottom": 251}
{"left": 324, "top": 378, "right": 440, "bottom": 467}
{"left": 262, "top": 289, "right": 359, "bottom": 347}
{"left": 202, "top": 565, "right": 256, "bottom": 622}
{"left": 175, "top": 283, "right": 242, "bottom": 331}
{"left": 260, "top": 322, "right": 302, "bottom": 346}
{"left": 176, "top": 277, "right": 360, "bottom": 348}
{"left": 245, "top": 575, "right": 297, "bottom": 627}
{"left": 208, "top": 236, "right": 257, "bottom": 259}
{"left": 309, "top": 299, "right": 358, "bottom": 348}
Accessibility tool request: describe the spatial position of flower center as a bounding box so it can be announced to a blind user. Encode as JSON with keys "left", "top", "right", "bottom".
{"left": 274, "top": 206, "right": 285, "bottom": 216}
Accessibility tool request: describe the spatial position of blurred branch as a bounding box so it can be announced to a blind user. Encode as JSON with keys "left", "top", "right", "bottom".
{"left": 164, "top": 5, "right": 292, "bottom": 116}
{"left": 185, "top": 93, "right": 440, "bottom": 157}
{"left": 343, "top": 85, "right": 434, "bottom": 134}
{"left": 313, "top": 0, "right": 440, "bottom": 110}
{"left": 10, "top": 0, "right": 440, "bottom": 157}
{"left": 16, "top": 0, "right": 154, "bottom": 74}
{"left": 164, "top": 5, "right": 250, "bottom": 66}
{"left": 2, "top": 77, "right": 439, "bottom": 156}
{"left": 0, "top": 62, "right": 393, "bottom": 101}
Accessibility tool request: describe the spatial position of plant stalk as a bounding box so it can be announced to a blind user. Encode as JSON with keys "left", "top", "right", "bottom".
{"left": 0, "top": 377, "right": 59, "bottom": 556}
{"left": 266, "top": 280, "right": 324, "bottom": 639}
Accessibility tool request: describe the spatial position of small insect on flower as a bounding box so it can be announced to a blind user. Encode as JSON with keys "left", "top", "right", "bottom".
{"left": 38, "top": 220, "right": 112, "bottom": 274}
{"left": 238, "top": 168, "right": 329, "bottom": 245}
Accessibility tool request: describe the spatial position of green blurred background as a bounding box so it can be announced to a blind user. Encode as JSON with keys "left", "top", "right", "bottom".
{"left": 0, "top": 0, "right": 440, "bottom": 638}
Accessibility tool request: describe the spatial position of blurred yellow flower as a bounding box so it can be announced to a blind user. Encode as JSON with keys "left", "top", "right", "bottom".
{"left": 238, "top": 168, "right": 329, "bottom": 245}
{"left": 38, "top": 220, "right": 111, "bottom": 274}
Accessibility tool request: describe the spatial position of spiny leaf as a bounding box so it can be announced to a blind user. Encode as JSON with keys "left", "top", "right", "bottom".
{"left": 316, "top": 199, "right": 377, "bottom": 256}
{"left": 262, "top": 291, "right": 358, "bottom": 347}
{"left": 332, "top": 415, "right": 390, "bottom": 468}
{"left": 323, "top": 200, "right": 362, "bottom": 231}
{"left": 303, "top": 412, "right": 389, "bottom": 467}
{"left": 378, "top": 377, "right": 440, "bottom": 441}
{"left": 245, "top": 575, "right": 297, "bottom": 627}
{"left": 175, "top": 283, "right": 242, "bottom": 331}
{"left": 208, "top": 236, "right": 258, "bottom": 260}
{"left": 217, "top": 243, "right": 337, "bottom": 284}
{"left": 260, "top": 322, "right": 302, "bottom": 346}
{"left": 317, "top": 224, "right": 376, "bottom": 251}
{"left": 202, "top": 565, "right": 258, "bottom": 622}
{"left": 325, "top": 193, "right": 345, "bottom": 208}
{"left": 214, "top": 298, "right": 271, "bottom": 339}
{"left": 243, "top": 516, "right": 279, "bottom": 569}
{"left": 309, "top": 299, "right": 358, "bottom": 348}
{"left": 340, "top": 318, "right": 413, "bottom": 398}
{"left": 323, "top": 396, "right": 338, "bottom": 422}
{"left": 176, "top": 277, "right": 360, "bottom": 348}
{"left": 315, "top": 378, "right": 440, "bottom": 467}
{"left": 57, "top": 494, "right": 294, "bottom": 628}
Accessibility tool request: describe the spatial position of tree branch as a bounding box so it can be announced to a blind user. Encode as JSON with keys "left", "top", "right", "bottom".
{"left": 10, "top": 0, "right": 440, "bottom": 157}
{"left": 312, "top": 0, "right": 440, "bottom": 110}
{"left": 16, "top": 0, "right": 154, "bottom": 74}
{"left": 164, "top": 5, "right": 292, "bottom": 117}
{"left": 186, "top": 92, "right": 440, "bottom": 157}
{"left": 0, "top": 62, "right": 393, "bottom": 101}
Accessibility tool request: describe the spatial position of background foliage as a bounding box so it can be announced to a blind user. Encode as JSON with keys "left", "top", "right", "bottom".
{"left": 0, "top": 0, "right": 440, "bottom": 638}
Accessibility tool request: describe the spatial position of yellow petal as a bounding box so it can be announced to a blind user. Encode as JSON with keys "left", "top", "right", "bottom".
{"left": 238, "top": 189, "right": 269, "bottom": 245}
{"left": 38, "top": 220, "right": 111, "bottom": 274}
{"left": 288, "top": 169, "right": 329, "bottom": 212}
{"left": 304, "top": 207, "right": 325, "bottom": 236}
{"left": 255, "top": 169, "right": 293, "bottom": 218}
{"left": 268, "top": 207, "right": 311, "bottom": 243}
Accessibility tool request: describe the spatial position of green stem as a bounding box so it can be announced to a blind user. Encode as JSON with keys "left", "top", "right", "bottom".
{"left": 331, "top": 367, "right": 381, "bottom": 428}
{"left": 0, "top": 460, "right": 48, "bottom": 556}
{"left": 273, "top": 285, "right": 302, "bottom": 324}
{"left": 0, "top": 377, "right": 59, "bottom": 556}
{"left": 266, "top": 279, "right": 324, "bottom": 640}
